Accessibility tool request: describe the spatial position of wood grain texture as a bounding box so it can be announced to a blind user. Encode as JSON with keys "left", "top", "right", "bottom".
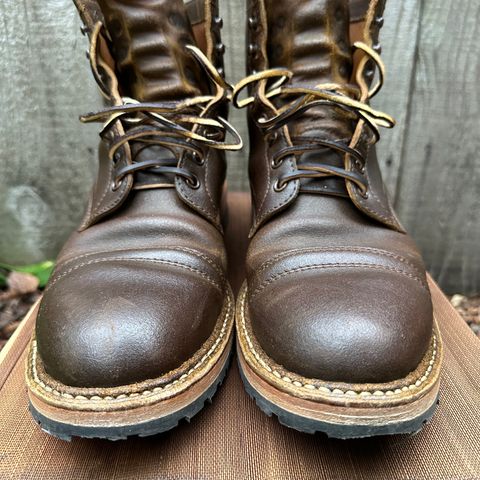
{"left": 221, "top": 0, "right": 250, "bottom": 191}
{"left": 372, "top": 1, "right": 421, "bottom": 196}
{"left": 387, "top": 0, "right": 480, "bottom": 294}
{"left": 0, "top": 0, "right": 99, "bottom": 264}
{"left": 0, "top": 0, "right": 478, "bottom": 294}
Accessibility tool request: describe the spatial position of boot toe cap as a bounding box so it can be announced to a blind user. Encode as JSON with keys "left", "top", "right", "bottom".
{"left": 36, "top": 256, "right": 225, "bottom": 388}
{"left": 248, "top": 265, "right": 433, "bottom": 384}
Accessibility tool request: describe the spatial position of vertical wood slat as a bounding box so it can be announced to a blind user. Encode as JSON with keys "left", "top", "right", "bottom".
{"left": 372, "top": 1, "right": 421, "bottom": 197}
{"left": 379, "top": 0, "right": 480, "bottom": 294}
{"left": 221, "top": 0, "right": 250, "bottom": 191}
{"left": 0, "top": 0, "right": 99, "bottom": 264}
{"left": 0, "top": 0, "right": 478, "bottom": 294}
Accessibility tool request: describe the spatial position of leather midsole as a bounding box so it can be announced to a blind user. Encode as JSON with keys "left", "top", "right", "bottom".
{"left": 236, "top": 282, "right": 443, "bottom": 408}
{"left": 238, "top": 346, "right": 439, "bottom": 426}
{"left": 30, "top": 338, "right": 231, "bottom": 428}
{"left": 26, "top": 287, "right": 234, "bottom": 412}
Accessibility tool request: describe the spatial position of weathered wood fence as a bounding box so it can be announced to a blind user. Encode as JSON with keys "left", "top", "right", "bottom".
{"left": 0, "top": 0, "right": 479, "bottom": 294}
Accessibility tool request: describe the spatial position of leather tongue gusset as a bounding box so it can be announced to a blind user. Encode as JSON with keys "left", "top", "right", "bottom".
{"left": 96, "top": 0, "right": 208, "bottom": 187}
{"left": 97, "top": 0, "right": 206, "bottom": 102}
{"left": 264, "top": 0, "right": 355, "bottom": 192}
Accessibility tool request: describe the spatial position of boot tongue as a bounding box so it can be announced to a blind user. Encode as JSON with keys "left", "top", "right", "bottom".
{"left": 97, "top": 0, "right": 205, "bottom": 102}
{"left": 265, "top": 0, "right": 354, "bottom": 151}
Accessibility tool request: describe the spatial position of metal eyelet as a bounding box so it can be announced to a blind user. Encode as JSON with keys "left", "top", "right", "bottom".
{"left": 354, "top": 159, "right": 365, "bottom": 174}
{"left": 191, "top": 152, "right": 205, "bottom": 166}
{"left": 214, "top": 16, "right": 223, "bottom": 29}
{"left": 359, "top": 188, "right": 369, "bottom": 199}
{"left": 273, "top": 179, "right": 287, "bottom": 192}
{"left": 111, "top": 178, "right": 122, "bottom": 192}
{"left": 186, "top": 175, "right": 200, "bottom": 189}
{"left": 248, "top": 16, "right": 259, "bottom": 30}
{"left": 267, "top": 132, "right": 278, "bottom": 146}
{"left": 271, "top": 158, "right": 283, "bottom": 169}
{"left": 248, "top": 43, "right": 259, "bottom": 58}
{"left": 365, "top": 66, "right": 375, "bottom": 80}
{"left": 375, "top": 16, "right": 384, "bottom": 28}
{"left": 216, "top": 43, "right": 226, "bottom": 55}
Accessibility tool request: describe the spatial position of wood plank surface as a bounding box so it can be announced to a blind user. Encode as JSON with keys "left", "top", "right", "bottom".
{"left": 0, "top": 0, "right": 479, "bottom": 294}
{"left": 386, "top": 0, "right": 480, "bottom": 294}
{"left": 372, "top": 1, "right": 421, "bottom": 195}
{"left": 0, "top": 0, "right": 99, "bottom": 264}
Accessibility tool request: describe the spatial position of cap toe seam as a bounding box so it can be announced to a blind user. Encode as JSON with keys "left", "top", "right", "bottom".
{"left": 250, "top": 262, "right": 429, "bottom": 299}
{"left": 44, "top": 256, "right": 224, "bottom": 294}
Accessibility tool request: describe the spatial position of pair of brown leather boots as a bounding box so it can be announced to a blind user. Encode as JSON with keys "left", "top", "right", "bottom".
{"left": 26, "top": 0, "right": 442, "bottom": 440}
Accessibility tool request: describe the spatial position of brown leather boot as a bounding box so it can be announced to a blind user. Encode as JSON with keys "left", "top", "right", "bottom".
{"left": 26, "top": 0, "right": 240, "bottom": 440}
{"left": 234, "top": 0, "right": 442, "bottom": 438}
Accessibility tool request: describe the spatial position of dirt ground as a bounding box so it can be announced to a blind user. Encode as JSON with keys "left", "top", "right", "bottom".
{"left": 1, "top": 275, "right": 479, "bottom": 352}
{"left": 450, "top": 294, "right": 480, "bottom": 338}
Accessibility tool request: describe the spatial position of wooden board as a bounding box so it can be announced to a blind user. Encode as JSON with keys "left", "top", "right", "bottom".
{"left": 0, "top": 193, "right": 479, "bottom": 479}
{"left": 382, "top": 0, "right": 480, "bottom": 294}
{"left": 0, "top": 0, "right": 479, "bottom": 294}
{"left": 0, "top": 0, "right": 99, "bottom": 264}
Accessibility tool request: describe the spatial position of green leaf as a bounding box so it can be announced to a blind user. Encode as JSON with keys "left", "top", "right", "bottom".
{"left": 0, "top": 271, "right": 7, "bottom": 287}
{"left": 0, "top": 261, "right": 55, "bottom": 288}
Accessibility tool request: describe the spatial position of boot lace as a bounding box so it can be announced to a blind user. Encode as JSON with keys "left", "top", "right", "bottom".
{"left": 80, "top": 22, "right": 242, "bottom": 191}
{"left": 232, "top": 42, "right": 394, "bottom": 196}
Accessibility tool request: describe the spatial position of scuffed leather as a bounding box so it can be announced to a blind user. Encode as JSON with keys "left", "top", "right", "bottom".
{"left": 246, "top": 0, "right": 401, "bottom": 233}
{"left": 245, "top": 0, "right": 434, "bottom": 384}
{"left": 37, "top": 189, "right": 226, "bottom": 387}
{"left": 349, "top": 0, "right": 371, "bottom": 22}
{"left": 36, "top": 0, "right": 229, "bottom": 389}
{"left": 246, "top": 195, "right": 432, "bottom": 383}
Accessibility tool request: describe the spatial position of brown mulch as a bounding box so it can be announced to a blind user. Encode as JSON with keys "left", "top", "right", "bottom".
{"left": 0, "top": 277, "right": 479, "bottom": 353}
{"left": 0, "top": 272, "right": 41, "bottom": 352}
{"left": 450, "top": 294, "right": 480, "bottom": 338}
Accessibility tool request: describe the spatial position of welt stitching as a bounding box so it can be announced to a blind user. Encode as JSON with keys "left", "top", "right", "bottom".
{"left": 44, "top": 257, "right": 222, "bottom": 294}
{"left": 30, "top": 297, "right": 233, "bottom": 402}
{"left": 240, "top": 289, "right": 438, "bottom": 397}
{"left": 251, "top": 263, "right": 428, "bottom": 299}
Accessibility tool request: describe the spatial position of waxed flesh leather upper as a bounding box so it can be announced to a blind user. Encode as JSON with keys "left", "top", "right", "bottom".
{"left": 245, "top": 0, "right": 433, "bottom": 384}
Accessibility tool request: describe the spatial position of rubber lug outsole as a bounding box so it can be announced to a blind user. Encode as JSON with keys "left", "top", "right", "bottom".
{"left": 238, "top": 356, "right": 439, "bottom": 439}
{"left": 29, "top": 351, "right": 232, "bottom": 441}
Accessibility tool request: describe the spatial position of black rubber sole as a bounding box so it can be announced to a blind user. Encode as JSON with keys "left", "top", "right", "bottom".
{"left": 238, "top": 357, "right": 439, "bottom": 439}
{"left": 29, "top": 352, "right": 232, "bottom": 441}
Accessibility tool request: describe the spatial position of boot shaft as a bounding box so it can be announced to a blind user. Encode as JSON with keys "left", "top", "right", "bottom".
{"left": 73, "top": 0, "right": 238, "bottom": 231}
{"left": 242, "top": 0, "right": 400, "bottom": 235}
